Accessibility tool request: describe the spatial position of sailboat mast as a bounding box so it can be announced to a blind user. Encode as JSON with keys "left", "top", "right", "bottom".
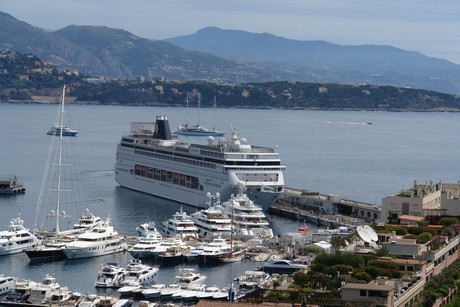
{"left": 197, "top": 95, "right": 201, "bottom": 126}
{"left": 55, "top": 85, "right": 66, "bottom": 236}
{"left": 213, "top": 96, "right": 217, "bottom": 132}
{"left": 185, "top": 93, "right": 189, "bottom": 126}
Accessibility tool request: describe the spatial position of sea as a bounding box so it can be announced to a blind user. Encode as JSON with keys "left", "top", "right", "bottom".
{"left": 1, "top": 103, "right": 460, "bottom": 296}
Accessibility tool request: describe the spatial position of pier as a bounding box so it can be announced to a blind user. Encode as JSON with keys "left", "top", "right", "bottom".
{"left": 268, "top": 187, "right": 382, "bottom": 228}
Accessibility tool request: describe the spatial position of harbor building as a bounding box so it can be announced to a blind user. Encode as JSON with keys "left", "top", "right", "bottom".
{"left": 273, "top": 187, "right": 381, "bottom": 223}
{"left": 340, "top": 233, "right": 460, "bottom": 306}
{"left": 381, "top": 180, "right": 460, "bottom": 222}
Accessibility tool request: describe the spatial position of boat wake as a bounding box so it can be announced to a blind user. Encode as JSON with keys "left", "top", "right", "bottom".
{"left": 322, "top": 121, "right": 372, "bottom": 125}
{"left": 84, "top": 170, "right": 115, "bottom": 178}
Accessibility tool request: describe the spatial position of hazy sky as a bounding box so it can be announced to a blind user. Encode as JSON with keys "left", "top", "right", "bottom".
{"left": 2, "top": 0, "right": 460, "bottom": 64}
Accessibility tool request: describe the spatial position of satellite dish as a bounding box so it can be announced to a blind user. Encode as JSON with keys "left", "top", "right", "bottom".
{"left": 356, "top": 225, "right": 372, "bottom": 243}
{"left": 364, "top": 225, "right": 379, "bottom": 242}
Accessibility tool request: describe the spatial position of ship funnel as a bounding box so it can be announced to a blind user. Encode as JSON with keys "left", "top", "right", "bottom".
{"left": 153, "top": 115, "right": 172, "bottom": 140}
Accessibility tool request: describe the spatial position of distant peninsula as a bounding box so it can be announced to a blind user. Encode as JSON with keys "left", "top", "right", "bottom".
{"left": 1, "top": 51, "right": 460, "bottom": 112}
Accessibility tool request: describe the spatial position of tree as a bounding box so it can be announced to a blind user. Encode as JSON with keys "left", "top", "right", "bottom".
{"left": 438, "top": 217, "right": 460, "bottom": 227}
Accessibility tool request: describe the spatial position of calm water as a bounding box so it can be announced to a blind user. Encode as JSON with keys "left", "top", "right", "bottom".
{"left": 0, "top": 103, "right": 459, "bottom": 294}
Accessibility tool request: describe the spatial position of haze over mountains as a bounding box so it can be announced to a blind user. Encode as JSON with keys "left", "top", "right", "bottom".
{"left": 1, "top": 11, "right": 460, "bottom": 94}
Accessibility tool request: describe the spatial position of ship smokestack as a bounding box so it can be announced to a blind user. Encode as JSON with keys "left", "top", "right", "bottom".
{"left": 153, "top": 115, "right": 172, "bottom": 140}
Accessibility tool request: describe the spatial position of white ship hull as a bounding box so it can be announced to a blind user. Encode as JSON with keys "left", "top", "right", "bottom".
{"left": 115, "top": 116, "right": 284, "bottom": 211}
{"left": 63, "top": 241, "right": 126, "bottom": 259}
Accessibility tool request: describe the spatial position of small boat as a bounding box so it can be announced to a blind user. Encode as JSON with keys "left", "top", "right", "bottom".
{"left": 136, "top": 221, "right": 162, "bottom": 239}
{"left": 0, "top": 177, "right": 25, "bottom": 195}
{"left": 174, "top": 95, "right": 224, "bottom": 137}
{"left": 117, "top": 284, "right": 141, "bottom": 297}
{"left": 160, "top": 284, "right": 182, "bottom": 298}
{"left": 175, "top": 124, "right": 225, "bottom": 137}
{"left": 114, "top": 298, "right": 134, "bottom": 307}
{"left": 27, "top": 274, "right": 68, "bottom": 305}
{"left": 222, "top": 251, "right": 245, "bottom": 263}
{"left": 96, "top": 296, "right": 119, "bottom": 307}
{"left": 258, "top": 259, "right": 308, "bottom": 275}
{"left": 298, "top": 225, "right": 310, "bottom": 234}
{"left": 175, "top": 268, "right": 206, "bottom": 288}
{"left": 235, "top": 270, "right": 270, "bottom": 296}
{"left": 128, "top": 237, "right": 162, "bottom": 259}
{"left": 77, "top": 293, "right": 101, "bottom": 307}
{"left": 197, "top": 286, "right": 228, "bottom": 300}
{"left": 198, "top": 238, "right": 232, "bottom": 263}
{"left": 1, "top": 278, "right": 38, "bottom": 303}
{"left": 0, "top": 214, "right": 40, "bottom": 255}
{"left": 47, "top": 125, "right": 78, "bottom": 136}
{"left": 141, "top": 284, "right": 165, "bottom": 299}
{"left": 138, "top": 301, "right": 158, "bottom": 307}
{"left": 118, "top": 259, "right": 158, "bottom": 287}
{"left": 0, "top": 274, "right": 15, "bottom": 297}
{"left": 95, "top": 263, "right": 126, "bottom": 288}
{"left": 158, "top": 245, "right": 184, "bottom": 264}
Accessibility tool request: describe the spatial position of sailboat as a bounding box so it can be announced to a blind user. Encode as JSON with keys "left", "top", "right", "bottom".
{"left": 174, "top": 95, "right": 225, "bottom": 137}
{"left": 222, "top": 186, "right": 245, "bottom": 263}
{"left": 26, "top": 86, "right": 101, "bottom": 261}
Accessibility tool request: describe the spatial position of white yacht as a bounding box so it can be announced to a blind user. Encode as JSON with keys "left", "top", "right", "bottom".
{"left": 118, "top": 259, "right": 158, "bottom": 287}
{"left": 27, "top": 274, "right": 69, "bottom": 305}
{"left": 128, "top": 236, "right": 162, "bottom": 259}
{"left": 161, "top": 207, "right": 199, "bottom": 240}
{"left": 136, "top": 221, "right": 162, "bottom": 239}
{"left": 95, "top": 262, "right": 126, "bottom": 288}
{"left": 62, "top": 219, "right": 127, "bottom": 259}
{"left": 175, "top": 268, "right": 207, "bottom": 288}
{"left": 198, "top": 238, "right": 232, "bottom": 263}
{"left": 73, "top": 209, "right": 103, "bottom": 232}
{"left": 190, "top": 193, "right": 232, "bottom": 241}
{"left": 0, "top": 215, "right": 40, "bottom": 255}
{"left": 218, "top": 182, "right": 274, "bottom": 240}
{"left": 141, "top": 283, "right": 165, "bottom": 299}
{"left": 115, "top": 116, "right": 285, "bottom": 211}
{"left": 0, "top": 274, "right": 15, "bottom": 297}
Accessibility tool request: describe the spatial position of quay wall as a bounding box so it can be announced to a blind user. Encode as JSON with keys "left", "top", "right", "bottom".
{"left": 268, "top": 202, "right": 367, "bottom": 228}
{"left": 269, "top": 186, "right": 379, "bottom": 228}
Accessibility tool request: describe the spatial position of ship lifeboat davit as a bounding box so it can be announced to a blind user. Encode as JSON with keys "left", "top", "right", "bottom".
{"left": 298, "top": 226, "right": 309, "bottom": 234}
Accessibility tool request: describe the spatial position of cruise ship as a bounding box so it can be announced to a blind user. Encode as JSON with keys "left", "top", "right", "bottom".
{"left": 115, "top": 116, "right": 285, "bottom": 211}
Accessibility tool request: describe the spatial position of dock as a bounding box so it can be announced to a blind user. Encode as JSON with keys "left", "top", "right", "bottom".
{"left": 268, "top": 186, "right": 382, "bottom": 228}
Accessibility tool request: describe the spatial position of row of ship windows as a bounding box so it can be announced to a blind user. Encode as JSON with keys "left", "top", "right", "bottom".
{"left": 133, "top": 164, "right": 203, "bottom": 191}
{"left": 135, "top": 149, "right": 216, "bottom": 169}
{"left": 1, "top": 239, "right": 35, "bottom": 246}
{"left": 87, "top": 242, "right": 121, "bottom": 251}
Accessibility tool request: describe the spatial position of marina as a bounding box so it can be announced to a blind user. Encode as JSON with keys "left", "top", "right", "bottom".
{"left": 1, "top": 104, "right": 460, "bottom": 305}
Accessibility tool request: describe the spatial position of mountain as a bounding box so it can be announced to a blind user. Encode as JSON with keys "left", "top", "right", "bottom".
{"left": 1, "top": 11, "right": 460, "bottom": 94}
{"left": 167, "top": 27, "right": 460, "bottom": 94}
{"left": 0, "top": 11, "right": 271, "bottom": 81}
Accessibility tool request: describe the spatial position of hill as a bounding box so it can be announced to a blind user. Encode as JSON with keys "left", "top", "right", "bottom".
{"left": 1, "top": 11, "right": 460, "bottom": 95}
{"left": 1, "top": 51, "right": 460, "bottom": 112}
{"left": 167, "top": 27, "right": 460, "bottom": 94}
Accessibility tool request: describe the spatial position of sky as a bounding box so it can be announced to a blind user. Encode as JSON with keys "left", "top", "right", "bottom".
{"left": 2, "top": 0, "right": 460, "bottom": 64}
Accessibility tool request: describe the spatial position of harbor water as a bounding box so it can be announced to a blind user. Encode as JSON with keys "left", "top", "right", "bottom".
{"left": 1, "top": 103, "right": 460, "bottom": 294}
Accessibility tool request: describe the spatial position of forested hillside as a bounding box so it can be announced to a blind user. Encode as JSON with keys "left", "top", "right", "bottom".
{"left": 1, "top": 52, "right": 459, "bottom": 111}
